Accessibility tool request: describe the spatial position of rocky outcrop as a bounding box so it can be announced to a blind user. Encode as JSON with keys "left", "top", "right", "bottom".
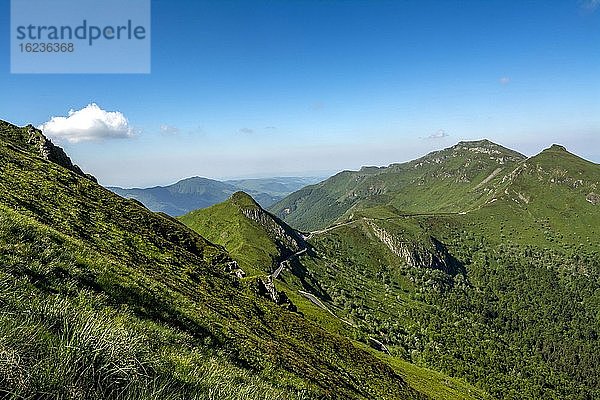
{"left": 224, "top": 260, "right": 246, "bottom": 278}
{"left": 256, "top": 276, "right": 296, "bottom": 311}
{"left": 366, "top": 221, "right": 463, "bottom": 276}
{"left": 586, "top": 193, "right": 600, "bottom": 205}
{"left": 25, "top": 125, "right": 96, "bottom": 182}
{"left": 368, "top": 337, "right": 390, "bottom": 354}
{"left": 240, "top": 204, "right": 305, "bottom": 253}
{"left": 1, "top": 120, "right": 95, "bottom": 181}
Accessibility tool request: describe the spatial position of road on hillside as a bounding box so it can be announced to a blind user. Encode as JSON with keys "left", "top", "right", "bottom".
{"left": 306, "top": 211, "right": 471, "bottom": 239}
{"left": 298, "top": 290, "right": 354, "bottom": 327}
{"left": 271, "top": 248, "right": 307, "bottom": 279}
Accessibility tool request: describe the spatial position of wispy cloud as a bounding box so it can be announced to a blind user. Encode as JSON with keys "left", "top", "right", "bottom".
{"left": 499, "top": 76, "right": 511, "bottom": 85}
{"left": 239, "top": 127, "right": 254, "bottom": 134}
{"left": 424, "top": 129, "right": 449, "bottom": 140}
{"left": 311, "top": 101, "right": 325, "bottom": 111}
{"left": 159, "top": 124, "right": 180, "bottom": 135}
{"left": 581, "top": 0, "right": 600, "bottom": 11}
{"left": 39, "top": 103, "right": 135, "bottom": 143}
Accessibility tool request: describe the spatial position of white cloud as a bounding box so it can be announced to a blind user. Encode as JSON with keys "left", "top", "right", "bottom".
{"left": 424, "top": 129, "right": 449, "bottom": 139}
{"left": 499, "top": 76, "right": 511, "bottom": 85}
{"left": 239, "top": 127, "right": 254, "bottom": 134}
{"left": 39, "top": 103, "right": 134, "bottom": 143}
{"left": 160, "top": 124, "right": 180, "bottom": 135}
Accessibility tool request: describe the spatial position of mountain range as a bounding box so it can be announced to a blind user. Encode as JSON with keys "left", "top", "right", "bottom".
{"left": 185, "top": 138, "right": 600, "bottom": 399}
{"left": 1, "top": 118, "right": 599, "bottom": 400}
{"left": 109, "top": 176, "right": 323, "bottom": 216}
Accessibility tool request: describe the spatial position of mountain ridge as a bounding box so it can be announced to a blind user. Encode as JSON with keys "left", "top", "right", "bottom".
{"left": 179, "top": 136, "right": 600, "bottom": 398}
{"left": 269, "top": 139, "right": 529, "bottom": 231}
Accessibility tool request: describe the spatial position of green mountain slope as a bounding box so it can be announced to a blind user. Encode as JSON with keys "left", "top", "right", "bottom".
{"left": 469, "top": 144, "right": 600, "bottom": 246}
{"left": 179, "top": 192, "right": 306, "bottom": 276}
{"left": 269, "top": 140, "right": 525, "bottom": 231}
{"left": 274, "top": 141, "right": 600, "bottom": 398}
{"left": 0, "top": 120, "right": 426, "bottom": 400}
{"left": 180, "top": 192, "right": 492, "bottom": 400}
{"left": 191, "top": 140, "right": 600, "bottom": 399}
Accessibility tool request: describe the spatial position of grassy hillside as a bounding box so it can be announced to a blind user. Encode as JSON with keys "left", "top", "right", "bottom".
{"left": 199, "top": 138, "right": 600, "bottom": 399}
{"left": 180, "top": 191, "right": 492, "bottom": 400}
{"left": 179, "top": 191, "right": 306, "bottom": 276}
{"left": 0, "top": 120, "right": 426, "bottom": 400}
{"left": 269, "top": 140, "right": 525, "bottom": 231}
{"left": 270, "top": 141, "right": 600, "bottom": 398}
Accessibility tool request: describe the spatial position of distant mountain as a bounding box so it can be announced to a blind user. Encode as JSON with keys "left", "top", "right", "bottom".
{"left": 269, "top": 139, "right": 526, "bottom": 231}
{"left": 109, "top": 176, "right": 323, "bottom": 216}
{"left": 225, "top": 177, "right": 323, "bottom": 207}
{"left": 108, "top": 177, "right": 239, "bottom": 216}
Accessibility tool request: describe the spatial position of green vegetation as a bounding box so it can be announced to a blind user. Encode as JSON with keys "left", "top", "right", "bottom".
{"left": 269, "top": 140, "right": 526, "bottom": 231}
{"left": 179, "top": 191, "right": 304, "bottom": 276}
{"left": 181, "top": 191, "right": 491, "bottom": 400}
{"left": 0, "top": 120, "right": 424, "bottom": 400}
{"left": 3, "top": 117, "right": 599, "bottom": 400}
{"left": 303, "top": 214, "right": 600, "bottom": 399}
{"left": 189, "top": 137, "right": 600, "bottom": 399}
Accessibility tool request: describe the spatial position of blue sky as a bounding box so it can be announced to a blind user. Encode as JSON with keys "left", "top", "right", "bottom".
{"left": 1, "top": 0, "right": 599, "bottom": 187}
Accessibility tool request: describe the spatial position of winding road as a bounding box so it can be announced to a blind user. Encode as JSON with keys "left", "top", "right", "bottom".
{"left": 271, "top": 248, "right": 307, "bottom": 279}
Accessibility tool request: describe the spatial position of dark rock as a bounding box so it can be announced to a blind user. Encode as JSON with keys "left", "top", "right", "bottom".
{"left": 368, "top": 337, "right": 390, "bottom": 354}
{"left": 256, "top": 276, "right": 297, "bottom": 312}
{"left": 25, "top": 125, "right": 96, "bottom": 182}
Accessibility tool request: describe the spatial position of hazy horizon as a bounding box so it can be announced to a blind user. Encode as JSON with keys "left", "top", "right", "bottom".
{"left": 2, "top": 0, "right": 598, "bottom": 187}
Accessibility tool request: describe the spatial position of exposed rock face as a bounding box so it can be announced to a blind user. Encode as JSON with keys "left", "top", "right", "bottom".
{"left": 410, "top": 140, "right": 526, "bottom": 172}
{"left": 0, "top": 120, "right": 96, "bottom": 182}
{"left": 25, "top": 125, "right": 96, "bottom": 182}
{"left": 241, "top": 207, "right": 305, "bottom": 251}
{"left": 368, "top": 337, "right": 390, "bottom": 354}
{"left": 587, "top": 193, "right": 600, "bottom": 205}
{"left": 256, "top": 276, "right": 296, "bottom": 311}
{"left": 366, "top": 221, "right": 463, "bottom": 276}
{"left": 224, "top": 260, "right": 246, "bottom": 278}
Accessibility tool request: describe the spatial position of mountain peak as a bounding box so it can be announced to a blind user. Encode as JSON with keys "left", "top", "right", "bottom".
{"left": 546, "top": 144, "right": 568, "bottom": 152}
{"left": 416, "top": 139, "right": 526, "bottom": 164}
{"left": 453, "top": 139, "right": 522, "bottom": 155}
{"left": 230, "top": 191, "right": 260, "bottom": 208}
{"left": 0, "top": 120, "right": 95, "bottom": 182}
{"left": 457, "top": 138, "right": 496, "bottom": 147}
